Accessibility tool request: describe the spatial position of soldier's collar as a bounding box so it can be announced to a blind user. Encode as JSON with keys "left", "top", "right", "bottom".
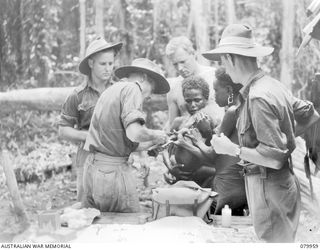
{"left": 239, "top": 69, "right": 265, "bottom": 100}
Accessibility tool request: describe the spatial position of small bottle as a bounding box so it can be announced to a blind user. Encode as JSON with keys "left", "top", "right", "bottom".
{"left": 221, "top": 205, "right": 232, "bottom": 227}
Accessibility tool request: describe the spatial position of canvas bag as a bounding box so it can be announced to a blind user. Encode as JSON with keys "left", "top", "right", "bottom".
{"left": 151, "top": 181, "right": 218, "bottom": 220}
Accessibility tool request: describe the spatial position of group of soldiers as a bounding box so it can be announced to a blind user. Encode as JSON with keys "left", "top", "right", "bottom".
{"left": 58, "top": 24, "right": 320, "bottom": 243}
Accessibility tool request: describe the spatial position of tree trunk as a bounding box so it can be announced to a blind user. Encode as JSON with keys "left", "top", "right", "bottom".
{"left": 79, "top": 0, "right": 86, "bottom": 58}
{"left": 151, "top": 0, "right": 176, "bottom": 77}
{"left": 111, "top": 0, "right": 131, "bottom": 65}
{"left": 16, "top": 0, "right": 23, "bottom": 76}
{"left": 1, "top": 150, "right": 29, "bottom": 224}
{"left": 187, "top": 2, "right": 193, "bottom": 38}
{"left": 211, "top": 0, "right": 220, "bottom": 68}
{"left": 152, "top": 0, "right": 161, "bottom": 51}
{"left": 95, "top": 0, "right": 104, "bottom": 36}
{"left": 226, "top": 0, "right": 236, "bottom": 24}
{"left": 114, "top": 0, "right": 132, "bottom": 65}
{"left": 150, "top": 0, "right": 157, "bottom": 59}
{"left": 214, "top": 0, "right": 219, "bottom": 46}
{"left": 189, "top": 0, "right": 210, "bottom": 65}
{"left": 280, "top": 0, "right": 295, "bottom": 89}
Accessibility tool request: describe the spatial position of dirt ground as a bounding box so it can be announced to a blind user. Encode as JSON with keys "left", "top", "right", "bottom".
{"left": 0, "top": 171, "right": 76, "bottom": 242}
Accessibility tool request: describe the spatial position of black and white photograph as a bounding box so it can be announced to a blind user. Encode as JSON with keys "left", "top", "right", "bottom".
{"left": 0, "top": 0, "right": 319, "bottom": 247}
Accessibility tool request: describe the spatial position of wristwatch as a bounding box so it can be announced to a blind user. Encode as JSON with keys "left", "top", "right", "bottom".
{"left": 235, "top": 146, "right": 241, "bottom": 159}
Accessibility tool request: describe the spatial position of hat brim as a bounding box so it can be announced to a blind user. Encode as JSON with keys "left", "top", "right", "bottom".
{"left": 202, "top": 45, "right": 274, "bottom": 61}
{"left": 114, "top": 66, "right": 170, "bottom": 95}
{"left": 79, "top": 42, "right": 123, "bottom": 75}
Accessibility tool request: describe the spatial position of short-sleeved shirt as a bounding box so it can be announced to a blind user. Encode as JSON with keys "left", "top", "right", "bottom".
{"left": 236, "top": 70, "right": 310, "bottom": 162}
{"left": 58, "top": 80, "right": 102, "bottom": 130}
{"left": 83, "top": 81, "right": 146, "bottom": 157}
{"left": 167, "top": 66, "right": 225, "bottom": 126}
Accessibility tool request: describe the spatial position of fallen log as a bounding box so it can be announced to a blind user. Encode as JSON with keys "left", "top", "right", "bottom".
{"left": 0, "top": 87, "right": 74, "bottom": 117}
{"left": 0, "top": 82, "right": 171, "bottom": 117}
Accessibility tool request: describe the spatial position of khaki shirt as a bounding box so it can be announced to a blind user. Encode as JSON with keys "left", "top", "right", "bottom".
{"left": 58, "top": 80, "right": 101, "bottom": 130}
{"left": 237, "top": 70, "right": 315, "bottom": 162}
{"left": 84, "top": 81, "right": 146, "bottom": 157}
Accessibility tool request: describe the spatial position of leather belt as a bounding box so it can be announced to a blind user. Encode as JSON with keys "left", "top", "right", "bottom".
{"left": 238, "top": 159, "right": 292, "bottom": 178}
{"left": 239, "top": 165, "right": 261, "bottom": 176}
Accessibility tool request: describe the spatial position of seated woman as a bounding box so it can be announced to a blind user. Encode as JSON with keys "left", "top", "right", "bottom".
{"left": 172, "top": 68, "right": 248, "bottom": 215}
{"left": 162, "top": 76, "right": 217, "bottom": 188}
{"left": 210, "top": 67, "right": 247, "bottom": 215}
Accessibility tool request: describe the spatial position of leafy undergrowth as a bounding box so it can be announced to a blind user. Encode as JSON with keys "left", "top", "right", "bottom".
{"left": 13, "top": 142, "right": 75, "bottom": 183}
{"left": 0, "top": 111, "right": 59, "bottom": 155}
{"left": 0, "top": 171, "right": 77, "bottom": 242}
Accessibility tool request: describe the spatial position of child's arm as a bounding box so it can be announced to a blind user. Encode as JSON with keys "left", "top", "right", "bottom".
{"left": 170, "top": 116, "right": 186, "bottom": 132}
{"left": 188, "top": 128, "right": 217, "bottom": 162}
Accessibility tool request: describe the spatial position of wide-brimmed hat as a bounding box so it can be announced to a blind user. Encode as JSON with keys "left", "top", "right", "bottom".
{"left": 79, "top": 37, "right": 123, "bottom": 75}
{"left": 202, "top": 24, "right": 274, "bottom": 61}
{"left": 114, "top": 58, "right": 170, "bottom": 94}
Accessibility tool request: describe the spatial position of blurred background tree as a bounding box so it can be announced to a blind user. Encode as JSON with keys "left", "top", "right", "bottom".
{"left": 0, "top": 0, "right": 320, "bottom": 99}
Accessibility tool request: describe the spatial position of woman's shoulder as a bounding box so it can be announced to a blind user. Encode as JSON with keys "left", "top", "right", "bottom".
{"left": 219, "top": 106, "right": 237, "bottom": 136}
{"left": 225, "top": 105, "right": 237, "bottom": 116}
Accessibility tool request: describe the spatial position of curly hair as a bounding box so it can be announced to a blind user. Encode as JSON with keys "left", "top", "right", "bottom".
{"left": 182, "top": 76, "right": 210, "bottom": 100}
{"left": 165, "top": 36, "right": 195, "bottom": 58}
{"left": 215, "top": 67, "right": 242, "bottom": 93}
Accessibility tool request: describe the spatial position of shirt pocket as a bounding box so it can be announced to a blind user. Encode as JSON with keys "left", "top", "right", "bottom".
{"left": 78, "top": 101, "right": 96, "bottom": 128}
{"left": 78, "top": 101, "right": 95, "bottom": 112}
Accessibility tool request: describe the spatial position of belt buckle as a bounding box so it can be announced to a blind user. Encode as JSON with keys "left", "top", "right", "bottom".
{"left": 240, "top": 167, "right": 248, "bottom": 177}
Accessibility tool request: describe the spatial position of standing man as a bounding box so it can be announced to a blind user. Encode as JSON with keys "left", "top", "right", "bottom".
{"left": 58, "top": 37, "right": 122, "bottom": 202}
{"left": 165, "top": 36, "right": 224, "bottom": 130}
{"left": 202, "top": 24, "right": 308, "bottom": 242}
{"left": 82, "top": 58, "right": 170, "bottom": 212}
